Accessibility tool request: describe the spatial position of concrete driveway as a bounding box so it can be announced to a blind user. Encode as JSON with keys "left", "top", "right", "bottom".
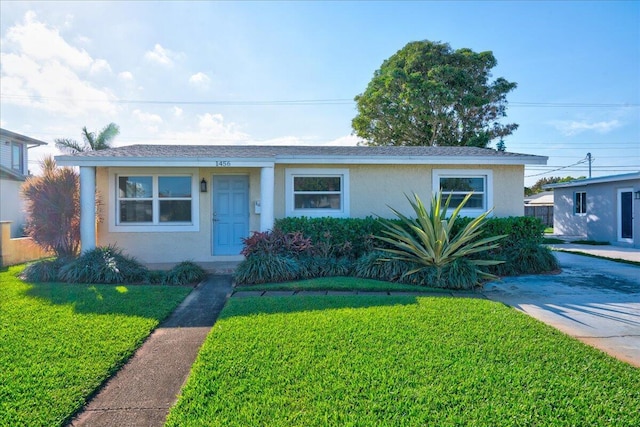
{"left": 484, "top": 251, "right": 640, "bottom": 367}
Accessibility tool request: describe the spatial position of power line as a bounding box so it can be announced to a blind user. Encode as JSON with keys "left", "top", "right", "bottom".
{"left": 2, "top": 94, "right": 639, "bottom": 108}
{"left": 525, "top": 158, "right": 589, "bottom": 178}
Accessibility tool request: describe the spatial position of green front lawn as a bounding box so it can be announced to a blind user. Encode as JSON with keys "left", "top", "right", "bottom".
{"left": 0, "top": 265, "right": 191, "bottom": 427}
{"left": 236, "top": 276, "right": 448, "bottom": 292}
{"left": 168, "top": 295, "right": 640, "bottom": 426}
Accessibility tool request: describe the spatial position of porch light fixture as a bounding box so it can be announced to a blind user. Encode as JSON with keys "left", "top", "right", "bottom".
{"left": 635, "top": 190, "right": 640, "bottom": 200}
{"left": 200, "top": 178, "right": 208, "bottom": 193}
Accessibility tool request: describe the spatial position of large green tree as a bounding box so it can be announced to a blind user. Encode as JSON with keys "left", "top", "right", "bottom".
{"left": 352, "top": 40, "right": 518, "bottom": 148}
{"left": 55, "top": 122, "right": 120, "bottom": 153}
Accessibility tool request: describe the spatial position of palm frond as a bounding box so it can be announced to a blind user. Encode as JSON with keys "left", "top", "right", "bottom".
{"left": 55, "top": 138, "right": 86, "bottom": 154}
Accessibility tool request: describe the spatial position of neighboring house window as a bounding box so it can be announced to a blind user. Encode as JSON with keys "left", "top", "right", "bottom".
{"left": 116, "top": 174, "right": 195, "bottom": 229}
{"left": 285, "top": 168, "right": 350, "bottom": 217}
{"left": 574, "top": 191, "right": 587, "bottom": 215}
{"left": 11, "top": 143, "right": 23, "bottom": 173}
{"left": 432, "top": 169, "right": 493, "bottom": 217}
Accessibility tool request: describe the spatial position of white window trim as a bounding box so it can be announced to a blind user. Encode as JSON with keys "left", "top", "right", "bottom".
{"left": 108, "top": 169, "right": 200, "bottom": 232}
{"left": 285, "top": 168, "right": 350, "bottom": 218}
{"left": 432, "top": 169, "right": 493, "bottom": 218}
{"left": 574, "top": 191, "right": 587, "bottom": 216}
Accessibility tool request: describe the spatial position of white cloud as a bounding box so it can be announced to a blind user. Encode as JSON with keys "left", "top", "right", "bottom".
{"left": 0, "top": 11, "right": 118, "bottom": 117}
{"left": 552, "top": 119, "right": 622, "bottom": 136}
{"left": 324, "top": 134, "right": 362, "bottom": 146}
{"left": 5, "top": 11, "right": 93, "bottom": 69}
{"left": 188, "top": 72, "right": 211, "bottom": 90}
{"left": 137, "top": 113, "right": 249, "bottom": 145}
{"left": 118, "top": 71, "right": 134, "bottom": 81}
{"left": 133, "top": 109, "right": 163, "bottom": 133}
{"left": 256, "top": 134, "right": 362, "bottom": 146}
{"left": 74, "top": 35, "right": 92, "bottom": 45}
{"left": 90, "top": 58, "right": 112, "bottom": 74}
{"left": 197, "top": 113, "right": 249, "bottom": 142}
{"left": 172, "top": 106, "right": 183, "bottom": 117}
{"left": 144, "top": 43, "right": 182, "bottom": 66}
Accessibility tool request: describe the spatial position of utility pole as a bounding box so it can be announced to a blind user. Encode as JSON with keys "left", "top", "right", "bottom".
{"left": 586, "top": 152, "right": 592, "bottom": 178}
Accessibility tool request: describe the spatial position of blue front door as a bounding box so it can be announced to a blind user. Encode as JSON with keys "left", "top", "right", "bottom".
{"left": 212, "top": 175, "right": 249, "bottom": 255}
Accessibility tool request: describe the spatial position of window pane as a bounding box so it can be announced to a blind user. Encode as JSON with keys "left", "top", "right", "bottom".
{"left": 446, "top": 194, "right": 484, "bottom": 209}
{"left": 440, "top": 177, "right": 484, "bottom": 192}
{"left": 159, "top": 177, "right": 191, "bottom": 198}
{"left": 11, "top": 144, "right": 22, "bottom": 171}
{"left": 119, "top": 177, "right": 152, "bottom": 198}
{"left": 295, "top": 194, "right": 341, "bottom": 209}
{"left": 575, "top": 192, "right": 586, "bottom": 214}
{"left": 160, "top": 200, "right": 192, "bottom": 222}
{"left": 119, "top": 201, "right": 152, "bottom": 222}
{"left": 294, "top": 176, "right": 341, "bottom": 192}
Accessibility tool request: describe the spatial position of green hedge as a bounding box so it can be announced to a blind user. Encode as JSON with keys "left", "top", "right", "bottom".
{"left": 452, "top": 216, "right": 545, "bottom": 247}
{"left": 275, "top": 215, "right": 545, "bottom": 257}
{"left": 275, "top": 216, "right": 387, "bottom": 259}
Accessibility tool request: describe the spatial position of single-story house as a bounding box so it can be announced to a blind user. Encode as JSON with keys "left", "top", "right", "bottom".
{"left": 56, "top": 145, "right": 547, "bottom": 264}
{"left": 524, "top": 191, "right": 554, "bottom": 227}
{"left": 0, "top": 128, "right": 48, "bottom": 237}
{"left": 544, "top": 172, "right": 640, "bottom": 248}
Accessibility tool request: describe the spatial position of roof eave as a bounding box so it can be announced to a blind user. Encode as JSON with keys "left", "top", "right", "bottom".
{"left": 543, "top": 172, "right": 640, "bottom": 189}
{"left": 56, "top": 154, "right": 548, "bottom": 167}
{"left": 0, "top": 128, "right": 48, "bottom": 147}
{"left": 55, "top": 156, "right": 276, "bottom": 168}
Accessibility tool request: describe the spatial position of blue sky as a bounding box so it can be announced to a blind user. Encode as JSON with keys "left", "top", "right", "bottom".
{"left": 1, "top": 1, "right": 638, "bottom": 186}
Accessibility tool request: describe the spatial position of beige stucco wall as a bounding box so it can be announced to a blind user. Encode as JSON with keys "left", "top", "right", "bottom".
{"left": 0, "top": 221, "right": 53, "bottom": 266}
{"left": 275, "top": 163, "right": 523, "bottom": 219}
{"left": 96, "top": 167, "right": 260, "bottom": 264}
{"left": 491, "top": 165, "right": 525, "bottom": 217}
{"left": 96, "top": 163, "right": 524, "bottom": 263}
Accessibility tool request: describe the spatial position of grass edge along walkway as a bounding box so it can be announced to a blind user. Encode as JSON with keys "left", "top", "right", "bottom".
{"left": 167, "top": 295, "right": 640, "bottom": 427}
{"left": 0, "top": 265, "right": 191, "bottom": 427}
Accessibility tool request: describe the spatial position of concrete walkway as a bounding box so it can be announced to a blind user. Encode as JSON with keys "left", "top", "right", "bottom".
{"left": 68, "top": 275, "right": 233, "bottom": 427}
{"left": 484, "top": 251, "right": 640, "bottom": 367}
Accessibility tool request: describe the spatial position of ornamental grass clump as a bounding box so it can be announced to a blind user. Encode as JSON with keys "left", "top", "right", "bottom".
{"left": 233, "top": 253, "right": 300, "bottom": 285}
{"left": 376, "top": 191, "right": 506, "bottom": 289}
{"left": 162, "top": 261, "right": 207, "bottom": 286}
{"left": 58, "top": 245, "right": 149, "bottom": 284}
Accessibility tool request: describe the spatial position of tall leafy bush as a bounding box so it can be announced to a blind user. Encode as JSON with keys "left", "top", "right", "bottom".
{"left": 21, "top": 156, "right": 80, "bottom": 258}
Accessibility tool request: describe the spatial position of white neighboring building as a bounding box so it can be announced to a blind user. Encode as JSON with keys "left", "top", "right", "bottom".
{"left": 545, "top": 172, "right": 640, "bottom": 248}
{"left": 0, "top": 129, "right": 48, "bottom": 237}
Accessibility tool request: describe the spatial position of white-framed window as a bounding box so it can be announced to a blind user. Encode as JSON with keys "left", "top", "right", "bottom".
{"left": 285, "top": 168, "right": 350, "bottom": 217}
{"left": 432, "top": 169, "right": 493, "bottom": 217}
{"left": 574, "top": 191, "right": 587, "bottom": 215}
{"left": 110, "top": 170, "right": 199, "bottom": 232}
{"left": 11, "top": 142, "right": 23, "bottom": 173}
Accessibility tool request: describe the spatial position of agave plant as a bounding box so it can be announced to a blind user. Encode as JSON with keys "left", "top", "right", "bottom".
{"left": 375, "top": 191, "right": 506, "bottom": 287}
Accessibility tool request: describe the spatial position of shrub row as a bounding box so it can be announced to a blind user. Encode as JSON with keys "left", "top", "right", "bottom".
{"left": 275, "top": 215, "right": 546, "bottom": 260}
{"left": 22, "top": 246, "right": 207, "bottom": 286}
{"left": 235, "top": 214, "right": 557, "bottom": 290}
{"left": 234, "top": 243, "right": 557, "bottom": 290}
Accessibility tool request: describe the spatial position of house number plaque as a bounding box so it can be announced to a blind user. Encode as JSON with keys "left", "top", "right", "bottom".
{"left": 214, "top": 161, "right": 231, "bottom": 167}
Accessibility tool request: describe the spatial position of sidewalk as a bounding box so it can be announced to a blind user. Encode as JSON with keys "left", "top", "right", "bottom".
{"left": 68, "top": 275, "right": 233, "bottom": 427}
{"left": 547, "top": 242, "right": 640, "bottom": 263}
